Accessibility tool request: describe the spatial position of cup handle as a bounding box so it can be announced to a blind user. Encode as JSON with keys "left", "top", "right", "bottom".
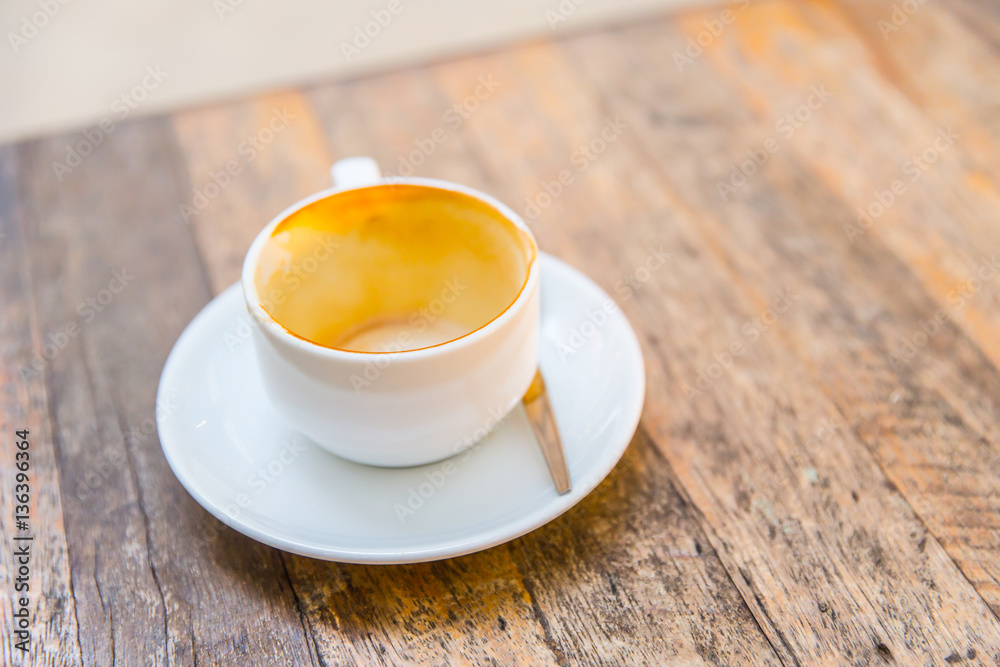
{"left": 331, "top": 157, "right": 382, "bottom": 189}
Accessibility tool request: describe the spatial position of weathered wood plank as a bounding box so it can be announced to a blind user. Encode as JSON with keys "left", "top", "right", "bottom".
{"left": 833, "top": 0, "right": 1000, "bottom": 175}
{"left": 648, "top": 0, "right": 1000, "bottom": 620}
{"left": 0, "top": 147, "right": 83, "bottom": 666}
{"left": 422, "top": 47, "right": 792, "bottom": 665}
{"left": 15, "top": 118, "right": 316, "bottom": 665}
{"left": 171, "top": 92, "right": 332, "bottom": 293}
{"left": 715, "top": 0, "right": 1000, "bottom": 371}
{"left": 419, "top": 30, "right": 1000, "bottom": 663}
{"left": 508, "top": 432, "right": 785, "bottom": 667}
{"left": 948, "top": 0, "right": 1000, "bottom": 53}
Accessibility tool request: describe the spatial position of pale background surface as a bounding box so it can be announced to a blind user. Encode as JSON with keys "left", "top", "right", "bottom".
{"left": 1, "top": 0, "right": 704, "bottom": 144}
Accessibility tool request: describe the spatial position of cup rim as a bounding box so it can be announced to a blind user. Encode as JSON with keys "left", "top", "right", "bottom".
{"left": 241, "top": 176, "right": 540, "bottom": 361}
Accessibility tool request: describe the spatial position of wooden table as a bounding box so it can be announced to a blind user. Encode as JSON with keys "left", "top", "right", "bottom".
{"left": 4, "top": 0, "right": 1000, "bottom": 664}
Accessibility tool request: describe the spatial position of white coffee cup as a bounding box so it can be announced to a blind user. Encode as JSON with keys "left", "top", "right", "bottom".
{"left": 241, "top": 157, "right": 540, "bottom": 467}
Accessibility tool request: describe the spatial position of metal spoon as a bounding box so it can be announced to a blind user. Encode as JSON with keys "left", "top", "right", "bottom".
{"left": 522, "top": 369, "right": 572, "bottom": 495}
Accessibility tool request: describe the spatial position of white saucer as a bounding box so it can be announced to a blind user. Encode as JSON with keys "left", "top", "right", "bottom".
{"left": 157, "top": 253, "right": 645, "bottom": 563}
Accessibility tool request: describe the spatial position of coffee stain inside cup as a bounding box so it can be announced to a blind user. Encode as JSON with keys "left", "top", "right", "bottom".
{"left": 253, "top": 184, "right": 535, "bottom": 353}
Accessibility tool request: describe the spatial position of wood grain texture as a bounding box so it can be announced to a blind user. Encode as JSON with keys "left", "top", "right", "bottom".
{"left": 559, "top": 11, "right": 1000, "bottom": 662}
{"left": 0, "top": 147, "right": 82, "bottom": 665}
{"left": 419, "top": 31, "right": 1000, "bottom": 663}
{"left": 4, "top": 0, "right": 1000, "bottom": 664}
{"left": 669, "top": 0, "right": 1000, "bottom": 621}
{"left": 949, "top": 0, "right": 1000, "bottom": 54}
{"left": 10, "top": 120, "right": 316, "bottom": 665}
{"left": 171, "top": 92, "right": 333, "bottom": 293}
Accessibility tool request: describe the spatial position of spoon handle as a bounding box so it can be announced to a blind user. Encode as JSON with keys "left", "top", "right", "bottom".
{"left": 523, "top": 369, "right": 572, "bottom": 495}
